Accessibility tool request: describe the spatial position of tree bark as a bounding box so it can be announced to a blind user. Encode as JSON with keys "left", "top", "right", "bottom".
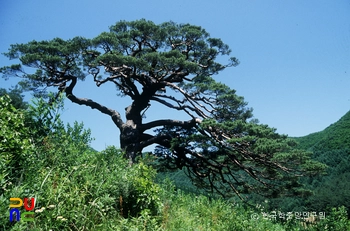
{"left": 120, "top": 121, "right": 142, "bottom": 165}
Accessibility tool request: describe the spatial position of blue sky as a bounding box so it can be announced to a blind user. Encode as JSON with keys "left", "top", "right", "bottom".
{"left": 1, "top": 0, "right": 349, "bottom": 151}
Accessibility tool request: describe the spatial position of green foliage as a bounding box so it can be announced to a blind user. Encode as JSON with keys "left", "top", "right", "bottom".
{"left": 156, "top": 168, "right": 208, "bottom": 196}
{"left": 179, "top": 75, "right": 252, "bottom": 122}
{"left": 157, "top": 184, "right": 288, "bottom": 231}
{"left": 1, "top": 19, "right": 238, "bottom": 98}
{"left": 0, "top": 97, "right": 163, "bottom": 230}
{"left": 156, "top": 118, "right": 325, "bottom": 199}
{"left": 291, "top": 112, "right": 350, "bottom": 217}
{"left": 19, "top": 146, "right": 161, "bottom": 229}
{"left": 1, "top": 147, "right": 162, "bottom": 230}
{"left": 1, "top": 96, "right": 348, "bottom": 230}
{"left": 308, "top": 206, "right": 350, "bottom": 231}
{"left": 1, "top": 37, "right": 88, "bottom": 97}
{"left": 26, "top": 93, "right": 64, "bottom": 138}
{"left": 304, "top": 150, "right": 350, "bottom": 215}
{"left": 100, "top": 146, "right": 162, "bottom": 218}
{"left": 0, "top": 87, "right": 28, "bottom": 109}
{"left": 0, "top": 95, "right": 34, "bottom": 194}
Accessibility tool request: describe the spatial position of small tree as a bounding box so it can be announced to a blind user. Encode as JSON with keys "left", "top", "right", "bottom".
{"left": 1, "top": 19, "right": 325, "bottom": 198}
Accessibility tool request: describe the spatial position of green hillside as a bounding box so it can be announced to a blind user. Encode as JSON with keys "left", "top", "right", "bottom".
{"left": 294, "top": 110, "right": 350, "bottom": 152}
{"left": 292, "top": 110, "right": 350, "bottom": 218}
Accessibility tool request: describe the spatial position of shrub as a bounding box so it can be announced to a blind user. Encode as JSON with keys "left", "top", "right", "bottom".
{"left": 312, "top": 206, "right": 350, "bottom": 231}
{"left": 0, "top": 95, "right": 34, "bottom": 194}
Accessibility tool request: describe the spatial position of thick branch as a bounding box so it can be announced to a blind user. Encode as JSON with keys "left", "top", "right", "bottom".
{"left": 63, "top": 76, "right": 124, "bottom": 129}
{"left": 141, "top": 118, "right": 202, "bottom": 132}
{"left": 164, "top": 82, "right": 212, "bottom": 118}
{"left": 139, "top": 133, "right": 173, "bottom": 150}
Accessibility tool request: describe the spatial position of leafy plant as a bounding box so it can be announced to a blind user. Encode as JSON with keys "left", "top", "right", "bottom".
{"left": 0, "top": 95, "right": 34, "bottom": 193}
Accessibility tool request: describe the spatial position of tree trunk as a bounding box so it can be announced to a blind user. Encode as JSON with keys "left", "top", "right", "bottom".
{"left": 121, "top": 95, "right": 153, "bottom": 164}
{"left": 120, "top": 122, "right": 142, "bottom": 165}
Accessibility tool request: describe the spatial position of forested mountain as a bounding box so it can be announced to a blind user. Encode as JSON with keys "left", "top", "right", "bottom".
{"left": 244, "top": 111, "right": 350, "bottom": 216}
{"left": 294, "top": 110, "right": 350, "bottom": 152}
{"left": 293, "top": 111, "right": 350, "bottom": 217}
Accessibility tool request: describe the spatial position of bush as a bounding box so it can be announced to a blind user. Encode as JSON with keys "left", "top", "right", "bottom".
{"left": 1, "top": 146, "right": 163, "bottom": 230}
{"left": 0, "top": 95, "right": 34, "bottom": 194}
{"left": 100, "top": 146, "right": 162, "bottom": 218}
{"left": 312, "top": 206, "right": 350, "bottom": 231}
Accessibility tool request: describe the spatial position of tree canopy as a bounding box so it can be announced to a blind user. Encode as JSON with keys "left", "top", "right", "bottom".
{"left": 0, "top": 19, "right": 325, "bottom": 199}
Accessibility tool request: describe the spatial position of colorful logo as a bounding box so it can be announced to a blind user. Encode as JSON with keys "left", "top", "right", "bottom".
{"left": 9, "top": 198, "right": 35, "bottom": 222}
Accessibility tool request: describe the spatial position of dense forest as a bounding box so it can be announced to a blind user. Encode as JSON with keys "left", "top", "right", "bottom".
{"left": 294, "top": 111, "right": 350, "bottom": 215}
{"left": 1, "top": 89, "right": 349, "bottom": 230}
